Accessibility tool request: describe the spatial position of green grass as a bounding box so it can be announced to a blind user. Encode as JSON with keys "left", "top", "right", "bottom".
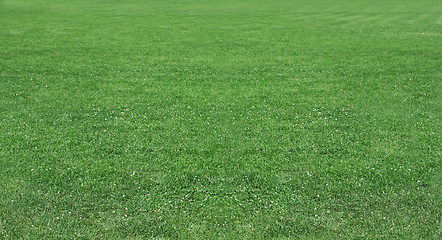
{"left": 1, "top": 0, "right": 441, "bottom": 238}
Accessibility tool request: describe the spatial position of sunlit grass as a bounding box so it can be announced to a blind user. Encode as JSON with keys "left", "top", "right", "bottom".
{"left": 0, "top": 0, "right": 440, "bottom": 238}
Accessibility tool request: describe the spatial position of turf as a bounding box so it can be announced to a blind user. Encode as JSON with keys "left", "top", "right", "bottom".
{"left": 0, "top": 0, "right": 441, "bottom": 239}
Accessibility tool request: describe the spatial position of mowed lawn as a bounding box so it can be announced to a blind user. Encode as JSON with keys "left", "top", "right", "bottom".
{"left": 1, "top": 0, "right": 441, "bottom": 239}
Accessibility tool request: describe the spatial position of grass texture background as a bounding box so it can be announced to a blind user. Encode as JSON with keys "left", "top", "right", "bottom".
{"left": 1, "top": 0, "right": 441, "bottom": 238}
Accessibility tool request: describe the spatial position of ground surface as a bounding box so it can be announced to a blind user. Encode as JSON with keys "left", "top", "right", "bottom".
{"left": 1, "top": 0, "right": 441, "bottom": 239}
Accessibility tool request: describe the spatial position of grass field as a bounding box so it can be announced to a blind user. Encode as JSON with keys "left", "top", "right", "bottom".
{"left": 1, "top": 0, "right": 441, "bottom": 238}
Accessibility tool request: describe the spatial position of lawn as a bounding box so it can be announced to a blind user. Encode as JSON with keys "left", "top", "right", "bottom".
{"left": 0, "top": 0, "right": 441, "bottom": 239}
